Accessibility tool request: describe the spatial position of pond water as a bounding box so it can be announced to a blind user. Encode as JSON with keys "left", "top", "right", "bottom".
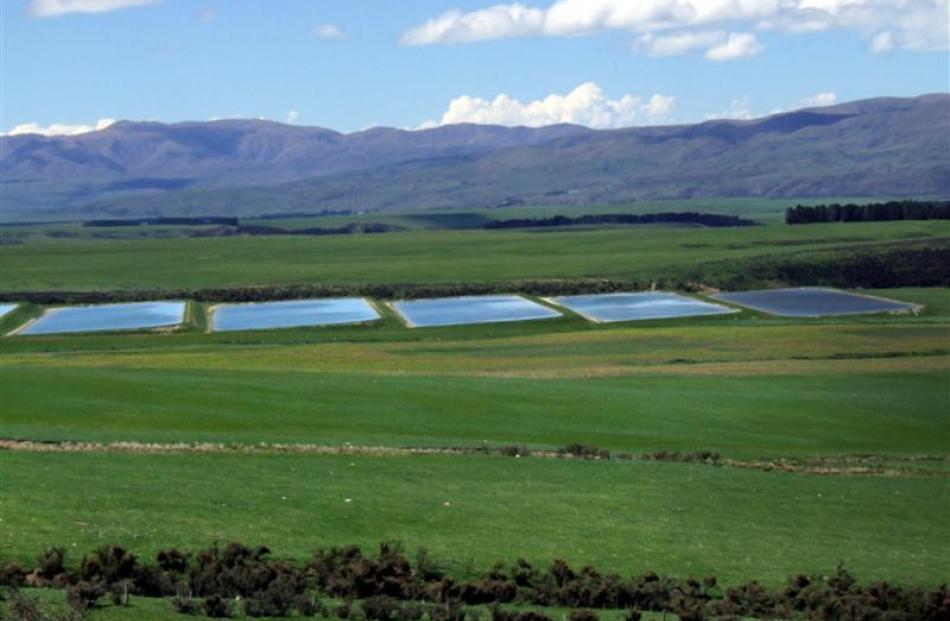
{"left": 550, "top": 292, "right": 737, "bottom": 322}
{"left": 711, "top": 287, "right": 918, "bottom": 317}
{"left": 212, "top": 298, "right": 380, "bottom": 332}
{"left": 392, "top": 295, "right": 561, "bottom": 327}
{"left": 20, "top": 301, "right": 186, "bottom": 335}
{"left": 0, "top": 304, "right": 16, "bottom": 319}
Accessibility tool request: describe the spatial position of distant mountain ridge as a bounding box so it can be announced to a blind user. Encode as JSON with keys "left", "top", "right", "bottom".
{"left": 2, "top": 94, "right": 948, "bottom": 220}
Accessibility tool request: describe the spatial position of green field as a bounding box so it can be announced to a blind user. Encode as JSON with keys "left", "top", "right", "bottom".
{"left": 1, "top": 208, "right": 948, "bottom": 621}
{"left": 1, "top": 215, "right": 946, "bottom": 291}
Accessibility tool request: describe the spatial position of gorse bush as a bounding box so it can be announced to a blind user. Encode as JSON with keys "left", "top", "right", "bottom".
{"left": 557, "top": 444, "right": 610, "bottom": 460}
{"left": 3, "top": 542, "right": 949, "bottom": 620}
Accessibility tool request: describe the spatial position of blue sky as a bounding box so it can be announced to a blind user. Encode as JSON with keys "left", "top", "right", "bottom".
{"left": 2, "top": 0, "right": 948, "bottom": 135}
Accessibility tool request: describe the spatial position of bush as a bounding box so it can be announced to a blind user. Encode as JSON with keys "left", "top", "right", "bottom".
{"left": 557, "top": 444, "right": 610, "bottom": 460}
{"left": 362, "top": 595, "right": 401, "bottom": 621}
{"left": 0, "top": 591, "right": 82, "bottom": 621}
{"left": 172, "top": 595, "right": 203, "bottom": 615}
{"left": 569, "top": 609, "right": 599, "bottom": 621}
{"left": 202, "top": 594, "right": 233, "bottom": 618}
{"left": 33, "top": 548, "right": 69, "bottom": 587}
{"left": 0, "top": 563, "right": 26, "bottom": 588}
{"left": 294, "top": 595, "right": 324, "bottom": 617}
{"left": 157, "top": 549, "right": 190, "bottom": 573}
{"left": 64, "top": 580, "right": 106, "bottom": 611}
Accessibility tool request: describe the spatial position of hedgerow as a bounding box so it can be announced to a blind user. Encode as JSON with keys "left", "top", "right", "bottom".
{"left": 2, "top": 543, "right": 948, "bottom": 620}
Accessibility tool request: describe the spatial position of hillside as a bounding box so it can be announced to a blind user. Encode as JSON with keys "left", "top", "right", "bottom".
{"left": 2, "top": 94, "right": 948, "bottom": 220}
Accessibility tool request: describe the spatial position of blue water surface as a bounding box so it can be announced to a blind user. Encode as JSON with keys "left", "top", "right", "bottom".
{"left": 0, "top": 304, "right": 17, "bottom": 319}
{"left": 552, "top": 292, "right": 736, "bottom": 322}
{"left": 393, "top": 295, "right": 561, "bottom": 327}
{"left": 212, "top": 298, "right": 380, "bottom": 332}
{"left": 21, "top": 301, "right": 186, "bottom": 335}
{"left": 712, "top": 288, "right": 917, "bottom": 317}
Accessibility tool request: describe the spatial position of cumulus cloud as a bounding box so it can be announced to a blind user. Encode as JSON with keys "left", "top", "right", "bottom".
{"left": 421, "top": 82, "right": 675, "bottom": 129}
{"left": 636, "top": 30, "right": 726, "bottom": 57}
{"left": 313, "top": 23, "right": 346, "bottom": 39}
{"left": 704, "top": 32, "right": 764, "bottom": 60}
{"left": 401, "top": 5, "right": 545, "bottom": 45}
{"left": 401, "top": 0, "right": 949, "bottom": 56}
{"left": 799, "top": 91, "right": 838, "bottom": 107}
{"left": 286, "top": 109, "right": 300, "bottom": 124}
{"left": 705, "top": 91, "right": 839, "bottom": 121}
{"left": 3, "top": 118, "right": 116, "bottom": 137}
{"left": 705, "top": 97, "right": 756, "bottom": 121}
{"left": 869, "top": 30, "right": 895, "bottom": 52}
{"left": 29, "top": 0, "right": 159, "bottom": 17}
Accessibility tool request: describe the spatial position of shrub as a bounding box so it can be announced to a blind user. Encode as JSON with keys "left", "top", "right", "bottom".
{"left": 203, "top": 594, "right": 233, "bottom": 618}
{"left": 157, "top": 549, "right": 190, "bottom": 573}
{"left": 33, "top": 548, "right": 69, "bottom": 586}
{"left": 557, "top": 444, "right": 610, "bottom": 460}
{"left": 64, "top": 580, "right": 106, "bottom": 611}
{"left": 569, "top": 609, "right": 599, "bottom": 621}
{"left": 362, "top": 595, "right": 401, "bottom": 621}
{"left": 80, "top": 545, "right": 138, "bottom": 585}
{"left": 0, "top": 563, "right": 26, "bottom": 588}
{"left": 416, "top": 548, "right": 444, "bottom": 582}
{"left": 498, "top": 446, "right": 530, "bottom": 458}
{"left": 1, "top": 591, "right": 82, "bottom": 621}
{"left": 294, "top": 594, "right": 323, "bottom": 617}
{"left": 172, "top": 594, "right": 202, "bottom": 615}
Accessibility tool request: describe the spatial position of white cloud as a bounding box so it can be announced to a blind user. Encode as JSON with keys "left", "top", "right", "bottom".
{"left": 870, "top": 30, "right": 895, "bottom": 52}
{"left": 401, "top": 0, "right": 949, "bottom": 56}
{"left": 401, "top": 5, "right": 545, "bottom": 45}
{"left": 705, "top": 91, "right": 839, "bottom": 121}
{"left": 313, "top": 23, "right": 346, "bottom": 40}
{"left": 3, "top": 118, "right": 116, "bottom": 137}
{"left": 799, "top": 91, "right": 838, "bottom": 107}
{"left": 29, "top": 0, "right": 159, "bottom": 17}
{"left": 704, "top": 32, "right": 764, "bottom": 60}
{"left": 636, "top": 30, "right": 726, "bottom": 57}
{"left": 705, "top": 97, "right": 756, "bottom": 120}
{"left": 422, "top": 82, "right": 675, "bottom": 129}
{"left": 286, "top": 110, "right": 300, "bottom": 124}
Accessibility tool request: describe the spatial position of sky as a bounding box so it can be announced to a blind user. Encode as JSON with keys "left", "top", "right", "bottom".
{"left": 2, "top": 0, "right": 948, "bottom": 135}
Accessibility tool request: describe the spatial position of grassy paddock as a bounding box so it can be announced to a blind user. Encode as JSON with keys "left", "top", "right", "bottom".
{"left": 1, "top": 366, "right": 947, "bottom": 457}
{"left": 1, "top": 451, "right": 947, "bottom": 586}
{"left": 1, "top": 219, "right": 946, "bottom": 292}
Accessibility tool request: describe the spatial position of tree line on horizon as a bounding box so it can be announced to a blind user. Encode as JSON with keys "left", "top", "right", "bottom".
{"left": 785, "top": 200, "right": 950, "bottom": 225}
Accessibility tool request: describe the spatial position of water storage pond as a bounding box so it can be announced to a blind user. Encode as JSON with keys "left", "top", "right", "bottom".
{"left": 550, "top": 292, "right": 736, "bottom": 322}
{"left": 711, "top": 287, "right": 918, "bottom": 317}
{"left": 20, "top": 301, "right": 186, "bottom": 335}
{"left": 392, "top": 295, "right": 561, "bottom": 328}
{"left": 0, "top": 304, "right": 17, "bottom": 319}
{"left": 211, "top": 298, "right": 380, "bottom": 332}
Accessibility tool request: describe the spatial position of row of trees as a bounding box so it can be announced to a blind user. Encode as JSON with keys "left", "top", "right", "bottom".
{"left": 785, "top": 200, "right": 950, "bottom": 225}
{"left": 83, "top": 217, "right": 239, "bottom": 227}
{"left": 486, "top": 212, "right": 756, "bottom": 230}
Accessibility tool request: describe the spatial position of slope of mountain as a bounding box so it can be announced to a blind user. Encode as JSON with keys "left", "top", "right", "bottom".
{"left": 1, "top": 94, "right": 947, "bottom": 220}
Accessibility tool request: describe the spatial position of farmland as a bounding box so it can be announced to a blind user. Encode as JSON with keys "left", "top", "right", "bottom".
{"left": 0, "top": 201, "right": 948, "bottom": 619}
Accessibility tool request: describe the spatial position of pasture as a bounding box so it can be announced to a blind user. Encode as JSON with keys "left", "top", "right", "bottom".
{"left": 1, "top": 216, "right": 946, "bottom": 292}
{"left": 0, "top": 206, "right": 948, "bottom": 620}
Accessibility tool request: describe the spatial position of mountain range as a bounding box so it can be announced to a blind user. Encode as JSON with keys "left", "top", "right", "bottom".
{"left": 1, "top": 94, "right": 948, "bottom": 221}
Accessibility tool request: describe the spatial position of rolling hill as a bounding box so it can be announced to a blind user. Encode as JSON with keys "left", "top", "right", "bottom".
{"left": 1, "top": 94, "right": 947, "bottom": 221}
